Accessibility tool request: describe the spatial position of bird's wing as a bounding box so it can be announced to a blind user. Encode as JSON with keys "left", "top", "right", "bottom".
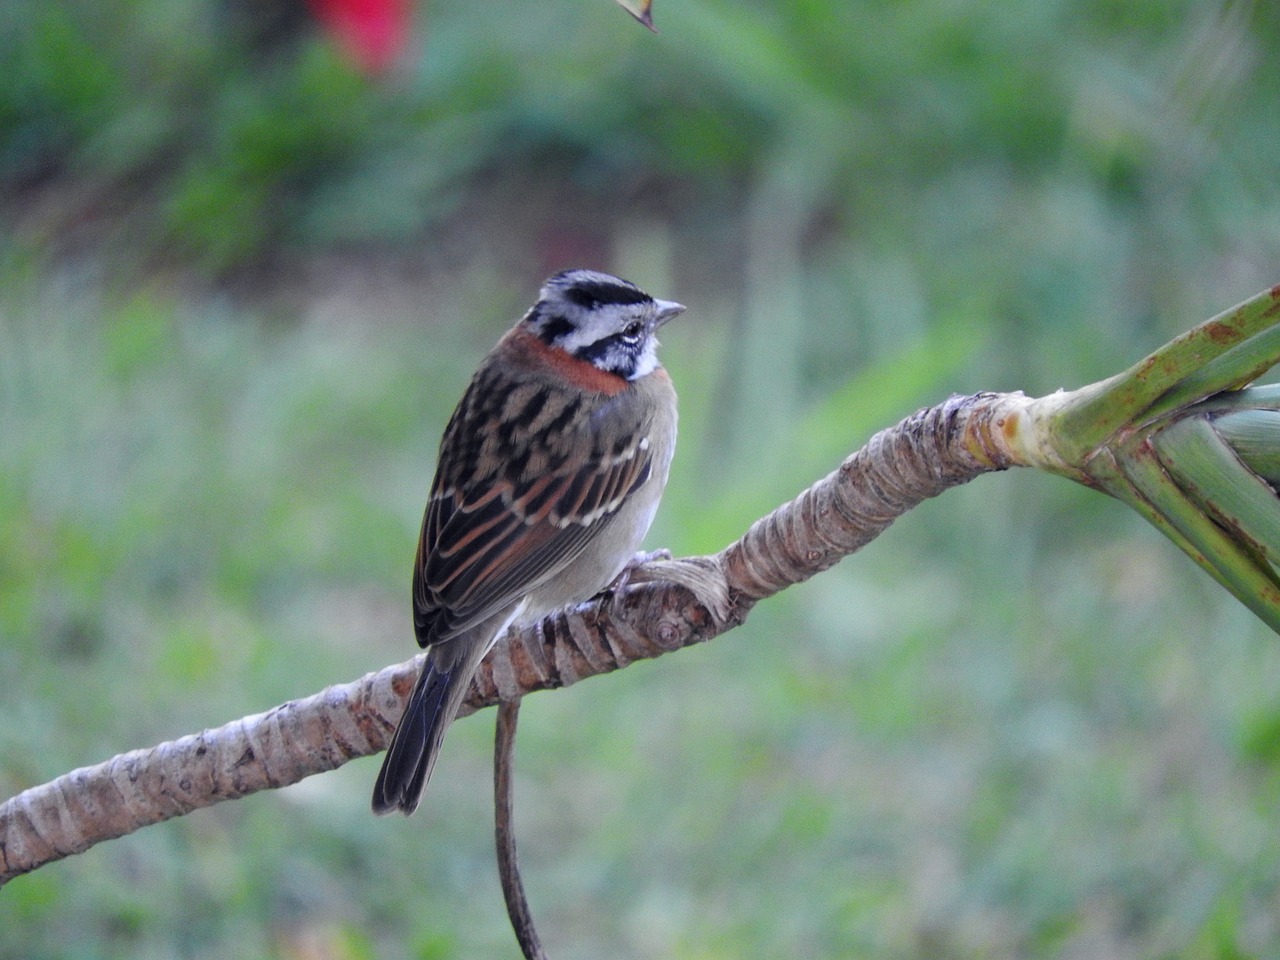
{"left": 412, "top": 370, "right": 653, "bottom": 647}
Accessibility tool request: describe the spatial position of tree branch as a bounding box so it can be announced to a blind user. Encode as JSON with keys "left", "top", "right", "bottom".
{"left": 0, "top": 391, "right": 1028, "bottom": 886}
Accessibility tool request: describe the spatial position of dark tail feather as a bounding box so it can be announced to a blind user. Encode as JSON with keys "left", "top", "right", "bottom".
{"left": 372, "top": 656, "right": 467, "bottom": 816}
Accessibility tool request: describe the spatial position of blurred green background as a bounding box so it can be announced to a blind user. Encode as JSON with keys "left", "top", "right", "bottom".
{"left": 4, "top": 0, "right": 1280, "bottom": 956}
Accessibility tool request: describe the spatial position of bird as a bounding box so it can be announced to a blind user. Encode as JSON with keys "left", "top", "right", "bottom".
{"left": 373, "top": 269, "right": 685, "bottom": 816}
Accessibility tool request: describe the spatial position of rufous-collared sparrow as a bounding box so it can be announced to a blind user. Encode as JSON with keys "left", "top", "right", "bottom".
{"left": 373, "top": 269, "right": 684, "bottom": 816}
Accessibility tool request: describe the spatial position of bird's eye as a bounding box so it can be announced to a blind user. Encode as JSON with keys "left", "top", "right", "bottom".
{"left": 621, "top": 320, "right": 645, "bottom": 343}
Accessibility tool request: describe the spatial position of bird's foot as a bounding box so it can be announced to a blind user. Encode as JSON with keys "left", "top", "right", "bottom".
{"left": 598, "top": 549, "right": 672, "bottom": 611}
{"left": 595, "top": 550, "right": 732, "bottom": 624}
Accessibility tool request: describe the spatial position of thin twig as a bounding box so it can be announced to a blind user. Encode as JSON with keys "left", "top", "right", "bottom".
{"left": 495, "top": 700, "right": 549, "bottom": 960}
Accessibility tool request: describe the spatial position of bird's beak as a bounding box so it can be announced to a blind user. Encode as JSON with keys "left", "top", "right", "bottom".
{"left": 653, "top": 299, "right": 686, "bottom": 327}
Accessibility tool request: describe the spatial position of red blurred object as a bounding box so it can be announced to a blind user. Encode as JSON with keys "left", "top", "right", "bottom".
{"left": 307, "top": 0, "right": 411, "bottom": 74}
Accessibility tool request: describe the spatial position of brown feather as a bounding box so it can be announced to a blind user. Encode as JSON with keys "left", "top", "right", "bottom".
{"left": 411, "top": 328, "right": 663, "bottom": 649}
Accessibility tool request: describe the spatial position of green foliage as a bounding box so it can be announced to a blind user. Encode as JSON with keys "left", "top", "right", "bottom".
{"left": 4, "top": 0, "right": 1280, "bottom": 957}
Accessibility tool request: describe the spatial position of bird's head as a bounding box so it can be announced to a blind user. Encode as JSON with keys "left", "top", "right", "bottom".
{"left": 524, "top": 269, "right": 685, "bottom": 380}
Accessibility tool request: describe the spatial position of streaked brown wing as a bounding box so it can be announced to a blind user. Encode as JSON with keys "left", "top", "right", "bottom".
{"left": 413, "top": 451, "right": 651, "bottom": 646}
{"left": 412, "top": 368, "right": 653, "bottom": 648}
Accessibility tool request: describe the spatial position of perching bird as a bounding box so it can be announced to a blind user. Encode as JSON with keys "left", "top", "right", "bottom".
{"left": 373, "top": 269, "right": 684, "bottom": 816}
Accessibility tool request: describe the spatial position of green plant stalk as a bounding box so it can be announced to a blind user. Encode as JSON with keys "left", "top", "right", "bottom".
{"left": 1014, "top": 285, "right": 1280, "bottom": 632}
{"left": 1145, "top": 322, "right": 1280, "bottom": 424}
{"left": 1214, "top": 409, "right": 1280, "bottom": 485}
{"left": 1049, "top": 285, "right": 1280, "bottom": 463}
{"left": 1152, "top": 417, "right": 1280, "bottom": 567}
{"left": 1113, "top": 440, "right": 1280, "bottom": 632}
{"left": 1081, "top": 446, "right": 1220, "bottom": 585}
{"left": 1191, "top": 383, "right": 1280, "bottom": 414}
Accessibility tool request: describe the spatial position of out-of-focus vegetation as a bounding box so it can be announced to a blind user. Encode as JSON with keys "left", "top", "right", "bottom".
{"left": 4, "top": 0, "right": 1280, "bottom": 957}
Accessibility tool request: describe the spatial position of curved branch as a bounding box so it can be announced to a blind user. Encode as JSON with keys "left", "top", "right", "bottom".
{"left": 0, "top": 391, "right": 1028, "bottom": 886}
{"left": 495, "top": 699, "right": 549, "bottom": 960}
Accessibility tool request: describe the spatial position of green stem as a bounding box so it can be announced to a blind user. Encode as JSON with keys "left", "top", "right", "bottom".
{"left": 1051, "top": 286, "right": 1280, "bottom": 463}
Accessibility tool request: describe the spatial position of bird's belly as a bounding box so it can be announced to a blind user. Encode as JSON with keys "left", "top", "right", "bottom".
{"left": 519, "top": 477, "right": 665, "bottom": 622}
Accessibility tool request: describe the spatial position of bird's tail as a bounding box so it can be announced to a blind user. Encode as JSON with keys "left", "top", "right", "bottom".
{"left": 372, "top": 652, "right": 471, "bottom": 816}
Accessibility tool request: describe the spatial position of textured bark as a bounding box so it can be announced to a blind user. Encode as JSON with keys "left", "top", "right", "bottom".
{"left": 0, "top": 391, "right": 1028, "bottom": 885}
